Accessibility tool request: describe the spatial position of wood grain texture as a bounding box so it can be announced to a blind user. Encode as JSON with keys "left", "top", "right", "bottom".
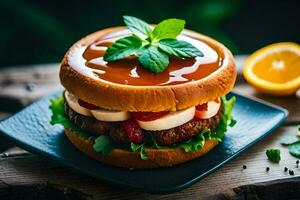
{"left": 0, "top": 126, "right": 299, "bottom": 199}
{"left": 0, "top": 56, "right": 299, "bottom": 199}
{"left": 210, "top": 177, "right": 300, "bottom": 200}
{"left": 0, "top": 63, "right": 61, "bottom": 112}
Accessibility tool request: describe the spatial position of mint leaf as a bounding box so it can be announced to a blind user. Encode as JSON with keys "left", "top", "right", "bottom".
{"left": 152, "top": 19, "right": 185, "bottom": 40}
{"left": 158, "top": 39, "right": 203, "bottom": 58}
{"left": 123, "top": 16, "right": 152, "bottom": 39}
{"left": 103, "top": 36, "right": 142, "bottom": 61}
{"left": 209, "top": 96, "right": 236, "bottom": 141}
{"left": 138, "top": 46, "right": 169, "bottom": 73}
{"left": 266, "top": 148, "right": 281, "bottom": 163}
{"left": 288, "top": 141, "right": 300, "bottom": 159}
{"left": 93, "top": 135, "right": 112, "bottom": 155}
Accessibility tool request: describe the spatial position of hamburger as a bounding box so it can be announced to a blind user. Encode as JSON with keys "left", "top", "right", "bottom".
{"left": 50, "top": 16, "right": 237, "bottom": 168}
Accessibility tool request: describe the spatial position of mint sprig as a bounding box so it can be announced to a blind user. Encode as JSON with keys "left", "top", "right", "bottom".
{"left": 103, "top": 16, "right": 203, "bottom": 73}
{"left": 104, "top": 36, "right": 142, "bottom": 61}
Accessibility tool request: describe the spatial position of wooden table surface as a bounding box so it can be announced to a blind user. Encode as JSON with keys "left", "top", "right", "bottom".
{"left": 0, "top": 55, "right": 299, "bottom": 200}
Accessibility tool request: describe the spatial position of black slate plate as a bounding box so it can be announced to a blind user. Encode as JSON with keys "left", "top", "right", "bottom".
{"left": 0, "top": 91, "right": 288, "bottom": 194}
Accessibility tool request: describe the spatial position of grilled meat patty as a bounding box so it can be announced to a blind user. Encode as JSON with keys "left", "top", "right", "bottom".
{"left": 64, "top": 101, "right": 223, "bottom": 146}
{"left": 64, "top": 101, "right": 112, "bottom": 135}
{"left": 64, "top": 101, "right": 130, "bottom": 143}
{"left": 109, "top": 125, "right": 129, "bottom": 143}
{"left": 153, "top": 105, "right": 223, "bottom": 146}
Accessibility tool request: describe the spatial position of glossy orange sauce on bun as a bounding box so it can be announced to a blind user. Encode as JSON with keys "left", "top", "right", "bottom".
{"left": 68, "top": 29, "right": 225, "bottom": 86}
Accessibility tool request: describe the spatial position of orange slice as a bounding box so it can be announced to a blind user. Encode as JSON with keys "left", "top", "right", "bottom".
{"left": 243, "top": 42, "right": 300, "bottom": 95}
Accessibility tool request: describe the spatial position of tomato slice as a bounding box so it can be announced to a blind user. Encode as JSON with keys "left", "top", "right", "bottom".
{"left": 132, "top": 111, "right": 170, "bottom": 121}
{"left": 78, "top": 99, "right": 100, "bottom": 110}
{"left": 122, "top": 119, "right": 145, "bottom": 144}
{"left": 195, "top": 103, "right": 208, "bottom": 119}
{"left": 194, "top": 99, "right": 220, "bottom": 119}
{"left": 195, "top": 103, "right": 208, "bottom": 111}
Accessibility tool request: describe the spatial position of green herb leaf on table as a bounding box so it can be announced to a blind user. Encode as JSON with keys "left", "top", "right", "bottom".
{"left": 229, "top": 118, "right": 237, "bottom": 127}
{"left": 103, "top": 16, "right": 202, "bottom": 73}
{"left": 103, "top": 36, "right": 142, "bottom": 61}
{"left": 288, "top": 141, "right": 300, "bottom": 159}
{"left": 138, "top": 46, "right": 169, "bottom": 73}
{"left": 158, "top": 39, "right": 203, "bottom": 58}
{"left": 280, "top": 136, "right": 299, "bottom": 145}
{"left": 266, "top": 148, "right": 281, "bottom": 163}
{"left": 152, "top": 19, "right": 185, "bottom": 40}
{"left": 123, "top": 16, "right": 152, "bottom": 40}
{"left": 93, "top": 135, "right": 112, "bottom": 155}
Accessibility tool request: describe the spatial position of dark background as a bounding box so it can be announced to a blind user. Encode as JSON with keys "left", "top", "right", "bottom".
{"left": 1, "top": 0, "right": 299, "bottom": 68}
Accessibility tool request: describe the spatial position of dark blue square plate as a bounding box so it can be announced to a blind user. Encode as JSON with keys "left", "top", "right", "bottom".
{"left": 0, "top": 91, "right": 288, "bottom": 194}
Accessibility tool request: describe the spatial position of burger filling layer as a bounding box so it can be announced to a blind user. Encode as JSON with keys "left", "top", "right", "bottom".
{"left": 50, "top": 91, "right": 236, "bottom": 160}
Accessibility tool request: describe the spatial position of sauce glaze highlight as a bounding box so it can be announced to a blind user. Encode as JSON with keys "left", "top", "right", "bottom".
{"left": 70, "top": 29, "right": 224, "bottom": 86}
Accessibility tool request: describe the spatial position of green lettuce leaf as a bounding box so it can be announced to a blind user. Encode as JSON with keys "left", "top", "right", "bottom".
{"left": 181, "top": 132, "right": 206, "bottom": 152}
{"left": 49, "top": 96, "right": 91, "bottom": 139}
{"left": 50, "top": 95, "right": 236, "bottom": 160}
{"left": 131, "top": 95, "right": 236, "bottom": 158}
{"left": 130, "top": 143, "right": 148, "bottom": 160}
{"left": 50, "top": 96, "right": 112, "bottom": 154}
{"left": 209, "top": 96, "right": 236, "bottom": 141}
